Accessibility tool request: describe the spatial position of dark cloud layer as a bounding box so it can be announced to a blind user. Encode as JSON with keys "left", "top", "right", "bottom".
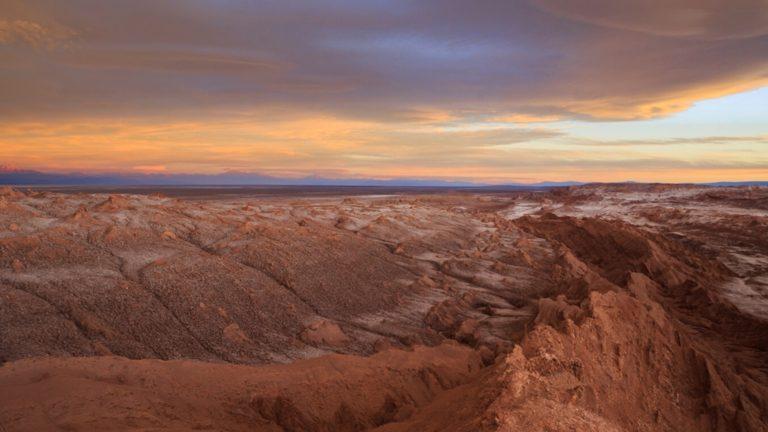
{"left": 1, "top": 0, "right": 766, "bottom": 122}
{"left": 532, "top": 0, "right": 768, "bottom": 40}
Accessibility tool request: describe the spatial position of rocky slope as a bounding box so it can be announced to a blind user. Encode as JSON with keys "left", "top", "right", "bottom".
{"left": 1, "top": 185, "right": 767, "bottom": 431}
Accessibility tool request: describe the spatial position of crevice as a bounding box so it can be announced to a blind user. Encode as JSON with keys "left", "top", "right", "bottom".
{"left": 134, "top": 266, "right": 229, "bottom": 362}
{"left": 180, "top": 232, "right": 326, "bottom": 317}
{"left": 3, "top": 283, "right": 94, "bottom": 349}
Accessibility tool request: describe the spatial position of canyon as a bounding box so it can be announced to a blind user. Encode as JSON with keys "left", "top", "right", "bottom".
{"left": 1, "top": 184, "right": 767, "bottom": 431}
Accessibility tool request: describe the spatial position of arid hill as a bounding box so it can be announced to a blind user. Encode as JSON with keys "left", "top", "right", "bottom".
{"left": 1, "top": 184, "right": 768, "bottom": 431}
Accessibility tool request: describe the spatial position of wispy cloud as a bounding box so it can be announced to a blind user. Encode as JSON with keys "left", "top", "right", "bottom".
{"left": 531, "top": 0, "right": 768, "bottom": 40}
{"left": 1, "top": 117, "right": 765, "bottom": 183}
{"left": 569, "top": 135, "right": 768, "bottom": 147}
{"left": 0, "top": 19, "right": 75, "bottom": 49}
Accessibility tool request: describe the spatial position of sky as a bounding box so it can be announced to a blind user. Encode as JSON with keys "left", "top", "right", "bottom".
{"left": 0, "top": 0, "right": 767, "bottom": 184}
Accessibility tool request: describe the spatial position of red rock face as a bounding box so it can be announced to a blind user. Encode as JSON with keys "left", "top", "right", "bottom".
{"left": 1, "top": 184, "right": 767, "bottom": 431}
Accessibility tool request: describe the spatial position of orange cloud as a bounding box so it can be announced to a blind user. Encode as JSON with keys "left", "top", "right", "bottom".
{"left": 1, "top": 115, "right": 765, "bottom": 183}
{"left": 563, "top": 74, "right": 768, "bottom": 120}
{"left": 133, "top": 165, "right": 167, "bottom": 173}
{"left": 0, "top": 19, "right": 75, "bottom": 49}
{"left": 490, "top": 114, "right": 562, "bottom": 124}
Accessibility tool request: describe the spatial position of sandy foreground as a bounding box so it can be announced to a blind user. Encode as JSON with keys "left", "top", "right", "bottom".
{"left": 1, "top": 184, "right": 767, "bottom": 431}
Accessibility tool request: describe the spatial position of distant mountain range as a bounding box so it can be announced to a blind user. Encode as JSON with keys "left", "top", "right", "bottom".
{"left": 703, "top": 181, "right": 768, "bottom": 187}
{"left": 1, "top": 166, "right": 764, "bottom": 188}
{"left": 0, "top": 166, "right": 582, "bottom": 188}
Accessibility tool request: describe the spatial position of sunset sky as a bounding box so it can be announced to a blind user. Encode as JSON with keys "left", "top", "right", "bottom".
{"left": 1, "top": 0, "right": 767, "bottom": 183}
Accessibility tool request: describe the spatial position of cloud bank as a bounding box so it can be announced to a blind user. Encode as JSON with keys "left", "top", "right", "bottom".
{"left": 2, "top": 0, "right": 766, "bottom": 122}
{"left": 0, "top": 1, "right": 766, "bottom": 182}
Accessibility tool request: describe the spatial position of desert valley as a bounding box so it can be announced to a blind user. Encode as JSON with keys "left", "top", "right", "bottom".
{"left": 1, "top": 184, "right": 767, "bottom": 431}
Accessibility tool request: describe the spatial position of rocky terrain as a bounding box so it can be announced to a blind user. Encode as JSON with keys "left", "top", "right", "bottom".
{"left": 1, "top": 184, "right": 768, "bottom": 431}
